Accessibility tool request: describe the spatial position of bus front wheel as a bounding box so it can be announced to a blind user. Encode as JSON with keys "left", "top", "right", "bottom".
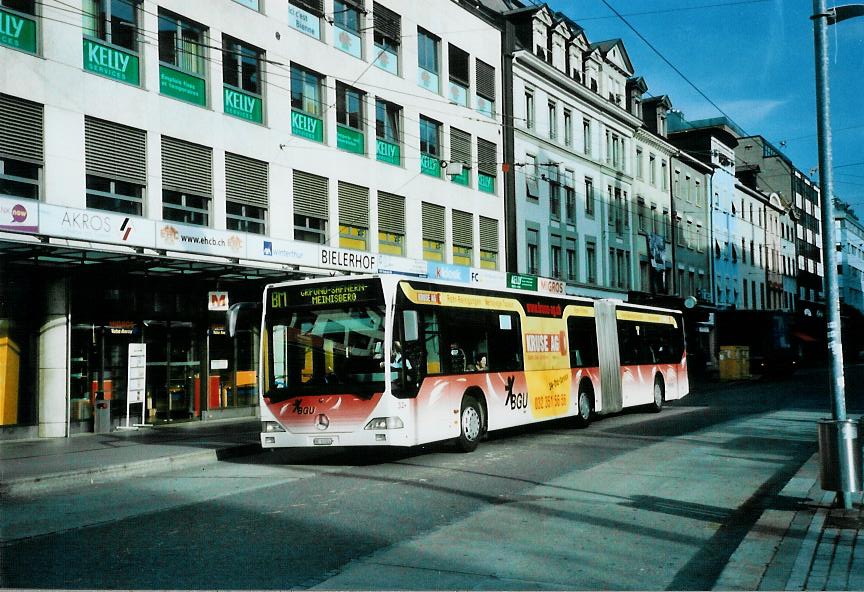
{"left": 574, "top": 382, "right": 593, "bottom": 428}
{"left": 651, "top": 375, "right": 665, "bottom": 413}
{"left": 457, "top": 396, "right": 484, "bottom": 452}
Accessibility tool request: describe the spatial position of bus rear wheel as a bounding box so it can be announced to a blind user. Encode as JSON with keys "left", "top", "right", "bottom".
{"left": 651, "top": 375, "right": 665, "bottom": 413}
{"left": 457, "top": 396, "right": 484, "bottom": 452}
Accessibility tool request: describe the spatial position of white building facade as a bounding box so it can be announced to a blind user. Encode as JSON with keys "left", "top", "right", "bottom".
{"left": 836, "top": 204, "right": 864, "bottom": 314}
{"left": 0, "top": 0, "right": 505, "bottom": 436}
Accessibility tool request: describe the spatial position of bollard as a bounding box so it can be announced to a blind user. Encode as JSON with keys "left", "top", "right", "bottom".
{"left": 817, "top": 419, "right": 863, "bottom": 493}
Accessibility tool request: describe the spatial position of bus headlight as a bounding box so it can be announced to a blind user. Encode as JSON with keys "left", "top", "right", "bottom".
{"left": 262, "top": 421, "right": 286, "bottom": 433}
{"left": 364, "top": 417, "right": 404, "bottom": 430}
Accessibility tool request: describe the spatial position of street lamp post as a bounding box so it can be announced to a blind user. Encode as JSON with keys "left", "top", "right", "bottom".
{"left": 811, "top": 0, "right": 864, "bottom": 510}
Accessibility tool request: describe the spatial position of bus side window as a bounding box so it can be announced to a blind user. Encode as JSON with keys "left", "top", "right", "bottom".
{"left": 567, "top": 316, "right": 599, "bottom": 368}
{"left": 421, "top": 309, "right": 442, "bottom": 375}
{"left": 486, "top": 312, "right": 522, "bottom": 372}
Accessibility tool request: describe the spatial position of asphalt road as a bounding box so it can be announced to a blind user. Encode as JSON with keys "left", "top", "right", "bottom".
{"left": 2, "top": 366, "right": 862, "bottom": 590}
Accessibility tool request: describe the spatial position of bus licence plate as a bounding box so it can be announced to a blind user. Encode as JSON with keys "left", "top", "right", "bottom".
{"left": 313, "top": 437, "right": 334, "bottom": 446}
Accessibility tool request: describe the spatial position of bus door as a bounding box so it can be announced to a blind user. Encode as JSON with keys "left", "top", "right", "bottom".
{"left": 594, "top": 300, "right": 622, "bottom": 414}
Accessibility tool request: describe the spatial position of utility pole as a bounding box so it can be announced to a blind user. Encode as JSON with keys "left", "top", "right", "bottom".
{"left": 811, "top": 0, "right": 864, "bottom": 509}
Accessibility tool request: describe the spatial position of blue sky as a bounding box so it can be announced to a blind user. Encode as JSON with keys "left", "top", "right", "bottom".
{"left": 546, "top": 0, "right": 864, "bottom": 212}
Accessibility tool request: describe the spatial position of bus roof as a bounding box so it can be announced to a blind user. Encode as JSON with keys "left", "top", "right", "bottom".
{"left": 263, "top": 273, "right": 685, "bottom": 316}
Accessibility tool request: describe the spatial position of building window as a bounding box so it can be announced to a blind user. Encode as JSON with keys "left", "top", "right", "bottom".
{"left": 582, "top": 118, "right": 591, "bottom": 155}
{"left": 549, "top": 174, "right": 561, "bottom": 220}
{"left": 661, "top": 160, "right": 668, "bottom": 190}
{"left": 550, "top": 237, "right": 562, "bottom": 279}
{"left": 452, "top": 209, "right": 473, "bottom": 266}
{"left": 649, "top": 153, "right": 656, "bottom": 185}
{"left": 566, "top": 238, "right": 577, "bottom": 281}
{"left": 475, "top": 58, "right": 496, "bottom": 117}
{"left": 548, "top": 101, "right": 557, "bottom": 140}
{"left": 226, "top": 152, "right": 267, "bottom": 234}
{"left": 585, "top": 177, "right": 594, "bottom": 216}
{"left": 232, "top": 0, "right": 260, "bottom": 10}
{"left": 86, "top": 175, "right": 142, "bottom": 215}
{"left": 0, "top": 157, "right": 40, "bottom": 200}
{"left": 336, "top": 82, "right": 366, "bottom": 154}
{"left": 338, "top": 181, "right": 369, "bottom": 250}
{"left": 227, "top": 202, "right": 266, "bottom": 234}
{"left": 294, "top": 215, "right": 327, "bottom": 244}
{"left": 288, "top": 0, "right": 323, "bottom": 40}
{"left": 417, "top": 28, "right": 440, "bottom": 92}
{"left": 525, "top": 90, "right": 535, "bottom": 129}
{"left": 422, "top": 201, "right": 445, "bottom": 261}
{"left": 449, "top": 128, "right": 472, "bottom": 186}
{"left": 636, "top": 147, "right": 643, "bottom": 179}
{"left": 373, "top": 2, "right": 400, "bottom": 74}
{"left": 163, "top": 191, "right": 209, "bottom": 226}
{"left": 525, "top": 154, "right": 539, "bottom": 200}
{"left": 563, "top": 109, "right": 572, "bottom": 146}
{"left": 479, "top": 215, "right": 499, "bottom": 270}
{"left": 333, "top": 0, "right": 362, "bottom": 58}
{"left": 86, "top": 117, "right": 147, "bottom": 213}
{"left": 0, "top": 0, "right": 37, "bottom": 53}
{"left": 375, "top": 98, "right": 401, "bottom": 165}
{"left": 158, "top": 10, "right": 207, "bottom": 103}
{"left": 222, "top": 36, "right": 263, "bottom": 123}
{"left": 477, "top": 138, "right": 497, "bottom": 194}
{"left": 565, "top": 177, "right": 576, "bottom": 223}
{"left": 526, "top": 228, "right": 539, "bottom": 275}
{"left": 290, "top": 64, "right": 325, "bottom": 142}
{"left": 82, "top": 0, "right": 140, "bottom": 52}
{"left": 419, "top": 116, "right": 442, "bottom": 177}
{"left": 586, "top": 241, "right": 597, "bottom": 284}
{"left": 378, "top": 191, "right": 405, "bottom": 256}
{"left": 448, "top": 44, "right": 469, "bottom": 107}
{"left": 161, "top": 135, "right": 211, "bottom": 225}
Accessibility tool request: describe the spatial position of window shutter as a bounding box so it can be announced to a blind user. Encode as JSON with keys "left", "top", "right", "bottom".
{"left": 0, "top": 93, "right": 43, "bottom": 163}
{"left": 421, "top": 202, "right": 445, "bottom": 243}
{"left": 338, "top": 181, "right": 369, "bottom": 227}
{"left": 373, "top": 2, "right": 400, "bottom": 44}
{"left": 85, "top": 117, "right": 146, "bottom": 186}
{"left": 377, "top": 191, "right": 405, "bottom": 234}
{"left": 161, "top": 136, "right": 212, "bottom": 196}
{"left": 475, "top": 59, "right": 495, "bottom": 101}
{"left": 293, "top": 170, "right": 328, "bottom": 218}
{"left": 448, "top": 44, "right": 469, "bottom": 85}
{"left": 479, "top": 216, "right": 498, "bottom": 252}
{"left": 449, "top": 128, "right": 471, "bottom": 166}
{"left": 452, "top": 209, "right": 473, "bottom": 248}
{"left": 226, "top": 152, "right": 268, "bottom": 208}
{"left": 477, "top": 138, "right": 497, "bottom": 176}
{"left": 290, "top": 0, "right": 323, "bottom": 17}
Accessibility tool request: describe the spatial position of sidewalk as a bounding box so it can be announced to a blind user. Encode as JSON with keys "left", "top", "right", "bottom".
{"left": 1, "top": 415, "right": 861, "bottom": 590}
{"left": 715, "top": 453, "right": 863, "bottom": 591}
{"left": 0, "top": 417, "right": 262, "bottom": 497}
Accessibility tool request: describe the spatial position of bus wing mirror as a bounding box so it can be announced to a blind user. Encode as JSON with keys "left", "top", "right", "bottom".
{"left": 402, "top": 310, "right": 419, "bottom": 342}
{"left": 227, "top": 302, "right": 262, "bottom": 338}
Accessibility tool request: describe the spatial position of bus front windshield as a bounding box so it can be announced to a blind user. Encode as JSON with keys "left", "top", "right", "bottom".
{"left": 267, "top": 304, "right": 387, "bottom": 402}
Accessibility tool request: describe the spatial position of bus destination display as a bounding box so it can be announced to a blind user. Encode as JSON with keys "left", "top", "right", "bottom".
{"left": 269, "top": 280, "right": 380, "bottom": 310}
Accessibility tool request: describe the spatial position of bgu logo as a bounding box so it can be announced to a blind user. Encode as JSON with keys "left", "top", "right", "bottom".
{"left": 504, "top": 376, "right": 528, "bottom": 410}
{"left": 292, "top": 400, "right": 316, "bottom": 415}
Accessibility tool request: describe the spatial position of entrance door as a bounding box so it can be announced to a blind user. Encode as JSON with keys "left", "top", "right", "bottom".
{"left": 144, "top": 320, "right": 200, "bottom": 422}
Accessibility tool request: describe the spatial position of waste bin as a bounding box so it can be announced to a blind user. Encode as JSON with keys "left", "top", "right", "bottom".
{"left": 817, "top": 418, "right": 863, "bottom": 492}
{"left": 94, "top": 399, "right": 112, "bottom": 433}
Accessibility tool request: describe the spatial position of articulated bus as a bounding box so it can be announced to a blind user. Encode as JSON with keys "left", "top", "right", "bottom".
{"left": 260, "top": 274, "right": 688, "bottom": 452}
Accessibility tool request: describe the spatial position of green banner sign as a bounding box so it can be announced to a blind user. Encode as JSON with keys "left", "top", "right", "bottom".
{"left": 160, "top": 65, "right": 207, "bottom": 106}
{"left": 421, "top": 153, "right": 441, "bottom": 177}
{"left": 507, "top": 273, "right": 538, "bottom": 291}
{"left": 292, "top": 110, "right": 324, "bottom": 142}
{"left": 83, "top": 38, "right": 139, "bottom": 85}
{"left": 0, "top": 8, "right": 37, "bottom": 53}
{"left": 224, "top": 86, "right": 263, "bottom": 123}
{"left": 479, "top": 173, "right": 495, "bottom": 194}
{"left": 451, "top": 168, "right": 469, "bottom": 186}
{"left": 376, "top": 139, "right": 400, "bottom": 166}
{"left": 337, "top": 125, "right": 365, "bottom": 154}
